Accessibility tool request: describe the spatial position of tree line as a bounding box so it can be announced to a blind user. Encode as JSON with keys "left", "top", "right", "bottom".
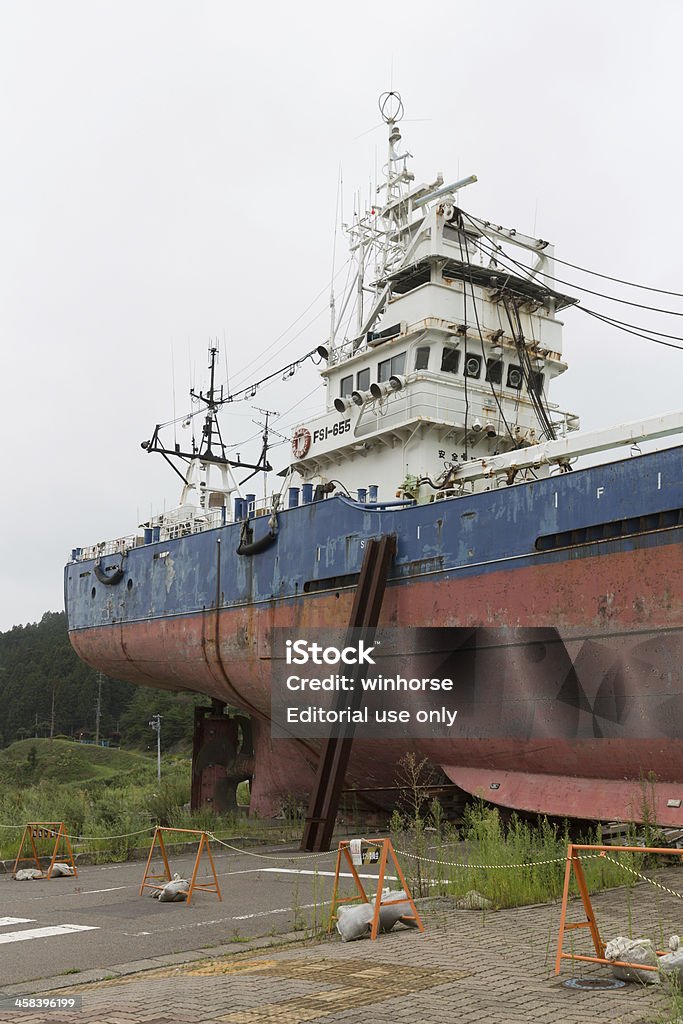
{"left": 0, "top": 611, "right": 199, "bottom": 749}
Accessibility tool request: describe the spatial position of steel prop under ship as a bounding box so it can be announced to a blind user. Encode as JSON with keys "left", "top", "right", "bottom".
{"left": 65, "top": 93, "right": 683, "bottom": 826}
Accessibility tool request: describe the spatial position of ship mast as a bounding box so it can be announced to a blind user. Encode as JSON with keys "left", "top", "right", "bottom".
{"left": 141, "top": 343, "right": 272, "bottom": 510}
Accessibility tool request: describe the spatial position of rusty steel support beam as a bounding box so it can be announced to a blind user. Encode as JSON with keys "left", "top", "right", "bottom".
{"left": 301, "top": 535, "right": 396, "bottom": 852}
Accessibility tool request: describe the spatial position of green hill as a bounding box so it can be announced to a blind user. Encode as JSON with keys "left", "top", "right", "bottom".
{"left": 0, "top": 738, "right": 154, "bottom": 786}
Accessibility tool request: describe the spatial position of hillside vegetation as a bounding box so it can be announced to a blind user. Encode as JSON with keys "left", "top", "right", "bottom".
{"left": 0, "top": 611, "right": 200, "bottom": 749}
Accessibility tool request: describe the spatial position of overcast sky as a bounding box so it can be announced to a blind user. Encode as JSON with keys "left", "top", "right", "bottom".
{"left": 1, "top": 1, "right": 682, "bottom": 631}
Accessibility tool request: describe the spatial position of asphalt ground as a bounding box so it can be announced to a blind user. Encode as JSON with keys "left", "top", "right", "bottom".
{"left": 0, "top": 842, "right": 381, "bottom": 987}
{"left": 3, "top": 873, "right": 683, "bottom": 1024}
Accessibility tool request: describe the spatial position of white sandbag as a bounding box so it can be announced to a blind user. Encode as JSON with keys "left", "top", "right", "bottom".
{"left": 659, "top": 934, "right": 683, "bottom": 985}
{"left": 50, "top": 862, "right": 75, "bottom": 877}
{"left": 336, "top": 902, "right": 374, "bottom": 941}
{"left": 14, "top": 868, "right": 43, "bottom": 880}
{"left": 151, "top": 873, "right": 190, "bottom": 902}
{"left": 605, "top": 936, "right": 660, "bottom": 984}
{"left": 379, "top": 888, "right": 418, "bottom": 931}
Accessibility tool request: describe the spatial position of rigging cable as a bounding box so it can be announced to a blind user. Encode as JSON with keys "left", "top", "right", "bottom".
{"left": 466, "top": 230, "right": 683, "bottom": 353}
{"left": 460, "top": 210, "right": 683, "bottom": 318}
{"left": 456, "top": 228, "right": 470, "bottom": 457}
{"left": 457, "top": 214, "right": 515, "bottom": 442}
{"left": 481, "top": 233, "right": 683, "bottom": 299}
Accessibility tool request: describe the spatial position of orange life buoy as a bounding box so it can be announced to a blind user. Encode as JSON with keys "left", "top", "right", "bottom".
{"left": 292, "top": 426, "right": 311, "bottom": 459}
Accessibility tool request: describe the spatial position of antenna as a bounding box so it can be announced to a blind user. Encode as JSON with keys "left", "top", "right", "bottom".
{"left": 247, "top": 407, "right": 279, "bottom": 498}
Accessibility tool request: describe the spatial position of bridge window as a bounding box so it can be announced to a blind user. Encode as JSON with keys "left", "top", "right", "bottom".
{"left": 378, "top": 352, "right": 406, "bottom": 382}
{"left": 415, "top": 346, "right": 430, "bottom": 370}
{"left": 340, "top": 375, "right": 353, "bottom": 397}
{"left": 486, "top": 358, "right": 503, "bottom": 384}
{"left": 356, "top": 367, "right": 370, "bottom": 391}
{"left": 529, "top": 370, "right": 544, "bottom": 395}
{"left": 441, "top": 347, "right": 460, "bottom": 374}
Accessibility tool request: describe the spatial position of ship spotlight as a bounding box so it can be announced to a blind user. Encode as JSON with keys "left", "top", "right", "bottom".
{"left": 388, "top": 374, "right": 406, "bottom": 392}
{"left": 472, "top": 419, "right": 483, "bottom": 432}
{"left": 351, "top": 389, "right": 369, "bottom": 406}
{"left": 370, "top": 381, "right": 390, "bottom": 400}
{"left": 334, "top": 397, "right": 352, "bottom": 413}
{"left": 141, "top": 440, "right": 150, "bottom": 450}
{"left": 485, "top": 423, "right": 497, "bottom": 438}
{"left": 316, "top": 345, "right": 329, "bottom": 360}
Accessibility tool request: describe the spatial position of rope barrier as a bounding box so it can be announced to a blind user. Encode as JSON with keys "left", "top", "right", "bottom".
{"left": 63, "top": 826, "right": 156, "bottom": 841}
{"left": 397, "top": 849, "right": 566, "bottom": 870}
{"left": 207, "top": 833, "right": 335, "bottom": 861}
{"left": 363, "top": 839, "right": 566, "bottom": 871}
{"left": 601, "top": 853, "right": 683, "bottom": 901}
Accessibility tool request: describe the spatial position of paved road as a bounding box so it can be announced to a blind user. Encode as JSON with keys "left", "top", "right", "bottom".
{"left": 0, "top": 843, "right": 386, "bottom": 987}
{"left": 3, "top": 876, "right": 682, "bottom": 1024}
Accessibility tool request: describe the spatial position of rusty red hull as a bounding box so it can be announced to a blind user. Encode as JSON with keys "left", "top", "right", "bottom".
{"left": 69, "top": 538, "right": 683, "bottom": 824}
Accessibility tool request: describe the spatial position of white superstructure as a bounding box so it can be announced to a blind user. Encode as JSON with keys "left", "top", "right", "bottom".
{"left": 290, "top": 92, "right": 580, "bottom": 501}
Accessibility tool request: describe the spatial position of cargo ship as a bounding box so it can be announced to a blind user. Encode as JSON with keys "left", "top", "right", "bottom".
{"left": 64, "top": 93, "right": 683, "bottom": 824}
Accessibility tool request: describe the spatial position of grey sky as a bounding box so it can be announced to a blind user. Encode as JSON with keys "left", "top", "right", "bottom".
{"left": 1, "top": 1, "right": 682, "bottom": 630}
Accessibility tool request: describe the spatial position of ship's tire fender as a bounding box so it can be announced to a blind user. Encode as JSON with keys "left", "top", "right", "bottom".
{"left": 94, "top": 561, "right": 125, "bottom": 585}
{"left": 236, "top": 513, "right": 278, "bottom": 556}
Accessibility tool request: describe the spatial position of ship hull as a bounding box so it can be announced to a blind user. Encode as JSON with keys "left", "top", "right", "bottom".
{"left": 65, "top": 447, "right": 683, "bottom": 823}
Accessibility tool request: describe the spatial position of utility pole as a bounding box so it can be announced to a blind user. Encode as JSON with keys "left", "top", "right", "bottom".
{"left": 50, "top": 685, "right": 56, "bottom": 743}
{"left": 95, "top": 672, "right": 103, "bottom": 745}
{"left": 149, "top": 714, "right": 162, "bottom": 780}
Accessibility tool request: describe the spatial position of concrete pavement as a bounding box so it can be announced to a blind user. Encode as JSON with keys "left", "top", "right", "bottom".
{"left": 2, "top": 866, "right": 683, "bottom": 1023}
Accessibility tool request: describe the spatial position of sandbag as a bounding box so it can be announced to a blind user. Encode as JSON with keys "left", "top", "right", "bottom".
{"left": 379, "top": 889, "right": 418, "bottom": 931}
{"left": 605, "top": 936, "right": 660, "bottom": 984}
{"left": 336, "top": 902, "right": 374, "bottom": 941}
{"left": 659, "top": 934, "right": 683, "bottom": 985}
{"left": 50, "top": 862, "right": 75, "bottom": 877}
{"left": 150, "top": 873, "right": 190, "bottom": 902}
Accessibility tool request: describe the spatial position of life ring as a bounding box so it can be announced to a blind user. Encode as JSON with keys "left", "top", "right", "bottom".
{"left": 292, "top": 426, "right": 311, "bottom": 459}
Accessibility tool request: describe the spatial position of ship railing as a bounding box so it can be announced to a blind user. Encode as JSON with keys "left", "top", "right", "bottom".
{"left": 71, "top": 498, "right": 283, "bottom": 562}
{"left": 73, "top": 533, "right": 141, "bottom": 561}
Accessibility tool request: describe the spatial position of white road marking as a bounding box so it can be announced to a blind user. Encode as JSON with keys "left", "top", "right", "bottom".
{"left": 80, "top": 886, "right": 128, "bottom": 894}
{"left": 260, "top": 868, "right": 397, "bottom": 881}
{"left": 0, "top": 917, "right": 34, "bottom": 927}
{"left": 232, "top": 899, "right": 332, "bottom": 921}
{"left": 0, "top": 924, "right": 99, "bottom": 945}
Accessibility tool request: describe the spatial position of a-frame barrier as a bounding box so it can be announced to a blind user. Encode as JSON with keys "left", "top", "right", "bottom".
{"left": 330, "top": 837, "right": 424, "bottom": 940}
{"left": 301, "top": 535, "right": 396, "bottom": 853}
{"left": 555, "top": 842, "right": 683, "bottom": 975}
{"left": 12, "top": 822, "right": 77, "bottom": 879}
{"left": 139, "top": 827, "right": 222, "bottom": 904}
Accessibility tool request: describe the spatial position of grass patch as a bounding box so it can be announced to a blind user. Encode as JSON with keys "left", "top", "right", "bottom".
{"left": 390, "top": 800, "right": 667, "bottom": 909}
{"left": 0, "top": 739, "right": 310, "bottom": 862}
